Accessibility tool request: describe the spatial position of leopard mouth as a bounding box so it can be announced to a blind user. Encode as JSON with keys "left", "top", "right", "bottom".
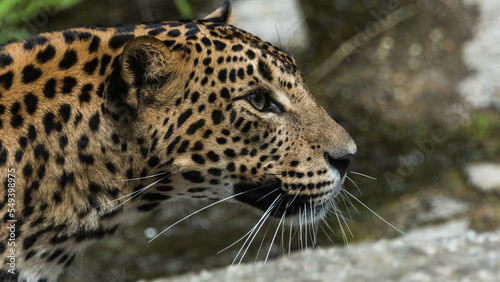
{"left": 233, "top": 178, "right": 333, "bottom": 218}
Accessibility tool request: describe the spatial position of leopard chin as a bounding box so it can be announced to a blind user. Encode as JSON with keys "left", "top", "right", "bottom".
{"left": 233, "top": 178, "right": 337, "bottom": 220}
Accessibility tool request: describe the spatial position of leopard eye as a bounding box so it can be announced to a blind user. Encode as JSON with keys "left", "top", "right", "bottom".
{"left": 246, "top": 91, "right": 283, "bottom": 113}
{"left": 247, "top": 92, "right": 266, "bottom": 111}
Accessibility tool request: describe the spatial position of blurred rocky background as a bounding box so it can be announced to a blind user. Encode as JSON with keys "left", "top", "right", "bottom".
{"left": 2, "top": 0, "right": 499, "bottom": 281}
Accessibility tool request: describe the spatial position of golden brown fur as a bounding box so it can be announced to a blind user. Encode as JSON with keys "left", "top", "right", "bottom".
{"left": 0, "top": 2, "right": 355, "bottom": 281}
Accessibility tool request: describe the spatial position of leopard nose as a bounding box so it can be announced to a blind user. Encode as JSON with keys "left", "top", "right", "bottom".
{"left": 324, "top": 152, "right": 355, "bottom": 178}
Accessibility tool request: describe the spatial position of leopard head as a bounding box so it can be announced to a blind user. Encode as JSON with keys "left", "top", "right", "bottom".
{"left": 105, "top": 1, "right": 356, "bottom": 221}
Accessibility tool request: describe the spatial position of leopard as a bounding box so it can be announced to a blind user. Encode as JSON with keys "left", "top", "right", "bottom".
{"left": 0, "top": 1, "right": 356, "bottom": 281}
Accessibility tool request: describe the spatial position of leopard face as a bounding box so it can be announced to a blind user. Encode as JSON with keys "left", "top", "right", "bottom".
{"left": 130, "top": 32, "right": 357, "bottom": 220}
{"left": 0, "top": 1, "right": 355, "bottom": 281}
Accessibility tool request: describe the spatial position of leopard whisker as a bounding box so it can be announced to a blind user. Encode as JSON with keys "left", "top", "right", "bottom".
{"left": 349, "top": 171, "right": 377, "bottom": 180}
{"left": 307, "top": 203, "right": 314, "bottom": 249}
{"left": 340, "top": 189, "right": 359, "bottom": 216}
{"left": 256, "top": 187, "right": 280, "bottom": 202}
{"left": 283, "top": 16, "right": 308, "bottom": 52}
{"left": 280, "top": 178, "right": 306, "bottom": 251}
{"left": 309, "top": 198, "right": 313, "bottom": 246}
{"left": 288, "top": 220, "right": 293, "bottom": 256}
{"left": 321, "top": 212, "right": 338, "bottom": 238}
{"left": 343, "top": 190, "right": 405, "bottom": 235}
{"left": 233, "top": 195, "right": 281, "bottom": 266}
{"left": 99, "top": 169, "right": 178, "bottom": 210}
{"left": 108, "top": 170, "right": 171, "bottom": 182}
{"left": 100, "top": 175, "right": 168, "bottom": 213}
{"left": 217, "top": 182, "right": 281, "bottom": 255}
{"left": 333, "top": 202, "right": 349, "bottom": 245}
{"left": 346, "top": 175, "right": 362, "bottom": 194}
{"left": 265, "top": 210, "right": 286, "bottom": 263}
{"left": 341, "top": 209, "right": 354, "bottom": 238}
{"left": 100, "top": 176, "right": 168, "bottom": 214}
{"left": 254, "top": 215, "right": 273, "bottom": 263}
{"left": 255, "top": 198, "right": 283, "bottom": 262}
{"left": 319, "top": 219, "right": 336, "bottom": 245}
{"left": 149, "top": 186, "right": 271, "bottom": 243}
{"left": 286, "top": 187, "right": 302, "bottom": 208}
{"left": 254, "top": 197, "right": 285, "bottom": 263}
{"left": 298, "top": 206, "right": 304, "bottom": 251}
{"left": 326, "top": 201, "right": 345, "bottom": 242}
{"left": 338, "top": 189, "right": 356, "bottom": 220}
{"left": 304, "top": 203, "right": 309, "bottom": 251}
{"left": 238, "top": 209, "right": 272, "bottom": 266}
{"left": 280, "top": 211, "right": 286, "bottom": 255}
{"left": 217, "top": 228, "right": 254, "bottom": 255}
{"left": 242, "top": 196, "right": 284, "bottom": 265}
{"left": 274, "top": 19, "right": 282, "bottom": 49}
{"left": 309, "top": 198, "right": 318, "bottom": 248}
{"left": 228, "top": 208, "right": 268, "bottom": 264}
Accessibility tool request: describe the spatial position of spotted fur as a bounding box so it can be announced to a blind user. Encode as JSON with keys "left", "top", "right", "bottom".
{"left": 0, "top": 1, "right": 356, "bottom": 281}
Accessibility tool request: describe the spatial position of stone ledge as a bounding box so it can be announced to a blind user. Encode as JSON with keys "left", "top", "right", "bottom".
{"left": 145, "top": 221, "right": 500, "bottom": 282}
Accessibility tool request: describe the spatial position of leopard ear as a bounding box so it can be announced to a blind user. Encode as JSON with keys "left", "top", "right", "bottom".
{"left": 204, "top": 0, "right": 233, "bottom": 24}
{"left": 121, "top": 35, "right": 174, "bottom": 89}
{"left": 105, "top": 36, "right": 180, "bottom": 123}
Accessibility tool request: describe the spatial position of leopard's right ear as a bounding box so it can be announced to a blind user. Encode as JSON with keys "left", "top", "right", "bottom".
{"left": 204, "top": 0, "right": 233, "bottom": 24}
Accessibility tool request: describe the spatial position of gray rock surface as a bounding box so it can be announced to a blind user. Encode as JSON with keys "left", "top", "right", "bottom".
{"left": 414, "top": 196, "right": 469, "bottom": 223}
{"left": 466, "top": 163, "right": 500, "bottom": 193}
{"left": 460, "top": 0, "right": 500, "bottom": 109}
{"left": 146, "top": 221, "right": 500, "bottom": 282}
